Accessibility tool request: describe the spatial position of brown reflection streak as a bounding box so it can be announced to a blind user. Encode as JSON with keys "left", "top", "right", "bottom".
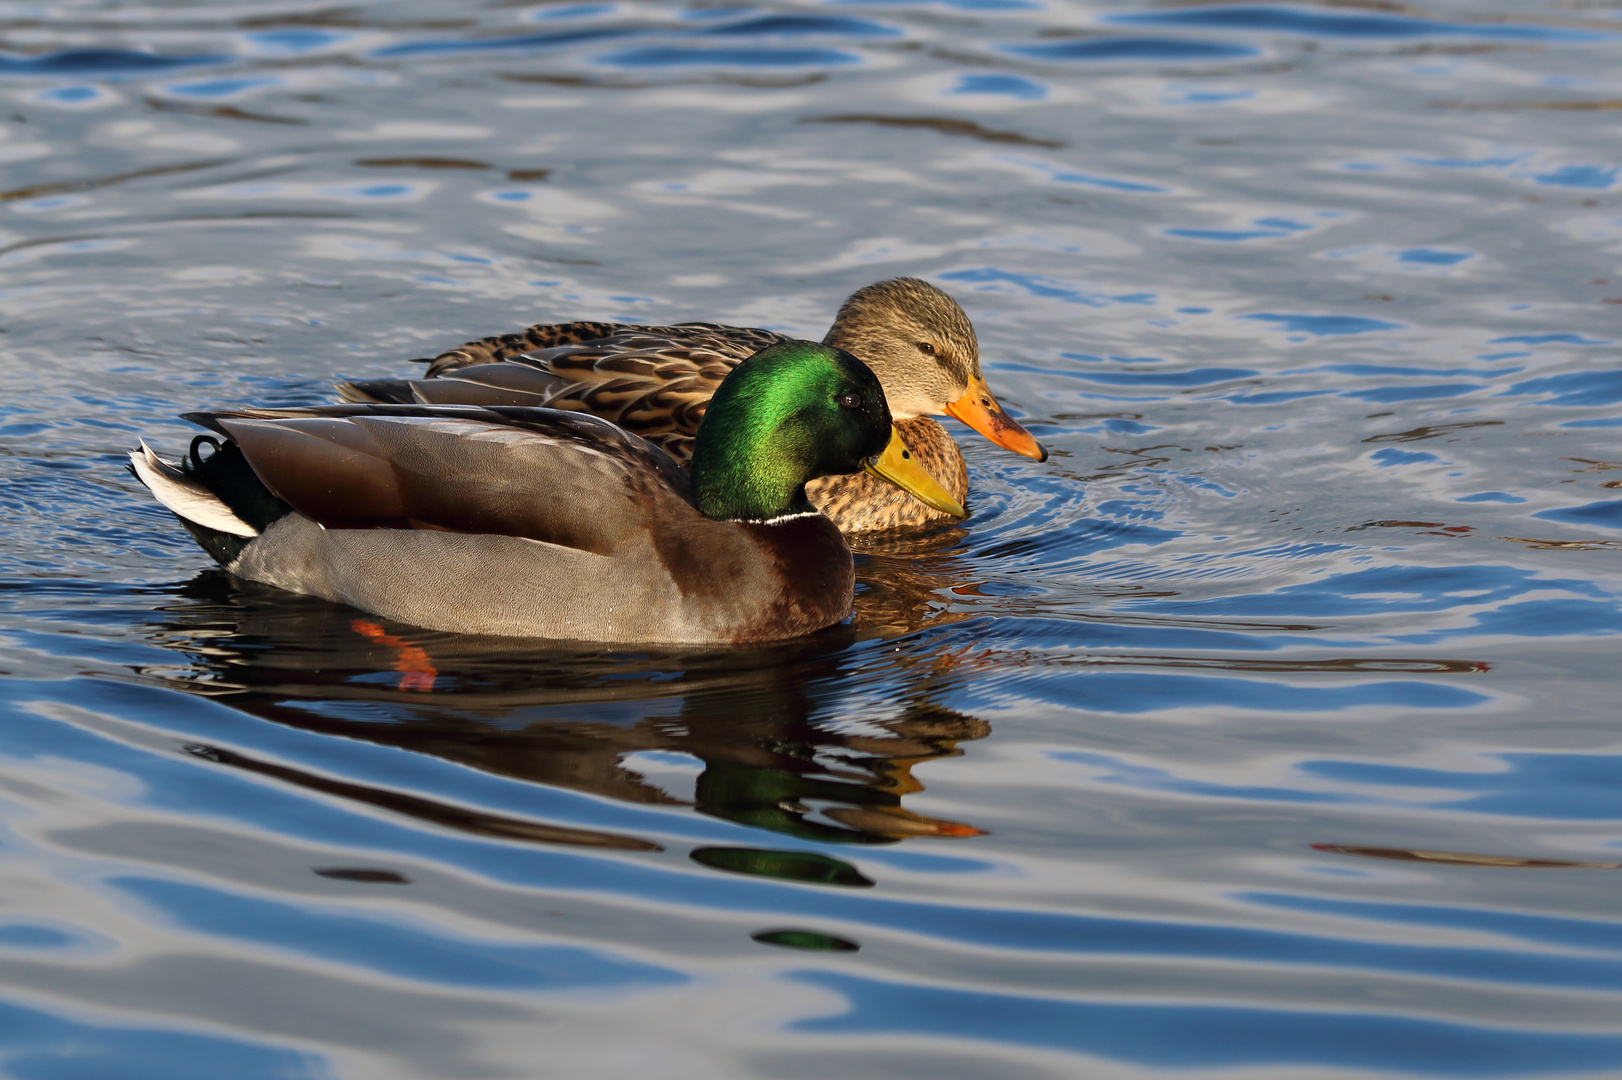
{"left": 801, "top": 114, "right": 1064, "bottom": 148}
{"left": 314, "top": 867, "right": 410, "bottom": 884}
{"left": 153, "top": 211, "right": 358, "bottom": 224}
{"left": 1562, "top": 457, "right": 1622, "bottom": 472}
{"left": 1347, "top": 520, "right": 1474, "bottom": 536}
{"left": 1362, "top": 421, "right": 1504, "bottom": 443}
{"left": 1051, "top": 412, "right": 1143, "bottom": 424}
{"left": 1092, "top": 444, "right": 1182, "bottom": 474}
{"left": 1497, "top": 536, "right": 1622, "bottom": 551}
{"left": 1053, "top": 612, "right": 1328, "bottom": 633}
{"left": 1047, "top": 655, "right": 1488, "bottom": 675}
{"left": 1315, "top": 844, "right": 1622, "bottom": 869}
{"left": 500, "top": 72, "right": 828, "bottom": 89}
{"left": 181, "top": 743, "right": 661, "bottom": 852}
{"left": 235, "top": 12, "right": 475, "bottom": 29}
{"left": 1392, "top": 44, "right": 1516, "bottom": 56}
{"left": 0, "top": 234, "right": 102, "bottom": 258}
{"left": 0, "top": 158, "right": 227, "bottom": 203}
{"left": 145, "top": 98, "right": 309, "bottom": 125}
{"left": 356, "top": 157, "right": 491, "bottom": 170}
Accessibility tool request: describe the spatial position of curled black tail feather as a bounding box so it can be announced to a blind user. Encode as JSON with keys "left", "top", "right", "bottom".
{"left": 183, "top": 438, "right": 292, "bottom": 537}
{"left": 158, "top": 439, "right": 293, "bottom": 567}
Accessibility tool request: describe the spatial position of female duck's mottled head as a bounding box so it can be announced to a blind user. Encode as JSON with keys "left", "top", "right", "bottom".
{"left": 822, "top": 277, "right": 1047, "bottom": 462}
{"left": 691, "top": 340, "right": 964, "bottom": 523}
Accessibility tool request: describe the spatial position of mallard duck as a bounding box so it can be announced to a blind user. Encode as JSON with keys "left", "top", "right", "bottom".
{"left": 339, "top": 277, "right": 1047, "bottom": 533}
{"left": 129, "top": 342, "right": 963, "bottom": 644}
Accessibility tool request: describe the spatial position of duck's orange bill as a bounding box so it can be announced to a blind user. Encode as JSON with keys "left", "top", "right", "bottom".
{"left": 865, "top": 427, "right": 966, "bottom": 519}
{"left": 945, "top": 377, "right": 1047, "bottom": 462}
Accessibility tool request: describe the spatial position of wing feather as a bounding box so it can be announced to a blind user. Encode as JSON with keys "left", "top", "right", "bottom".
{"left": 202, "top": 405, "right": 692, "bottom": 556}
{"left": 404, "top": 323, "right": 792, "bottom": 464}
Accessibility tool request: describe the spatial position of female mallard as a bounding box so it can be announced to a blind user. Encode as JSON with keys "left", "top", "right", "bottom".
{"left": 129, "top": 342, "right": 962, "bottom": 644}
{"left": 340, "top": 277, "right": 1046, "bottom": 533}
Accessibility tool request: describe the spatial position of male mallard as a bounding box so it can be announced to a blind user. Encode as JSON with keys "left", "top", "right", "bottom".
{"left": 340, "top": 277, "right": 1047, "bottom": 533}
{"left": 129, "top": 342, "right": 962, "bottom": 644}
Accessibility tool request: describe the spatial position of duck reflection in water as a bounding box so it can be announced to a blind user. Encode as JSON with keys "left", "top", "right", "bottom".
{"left": 143, "top": 569, "right": 989, "bottom": 858}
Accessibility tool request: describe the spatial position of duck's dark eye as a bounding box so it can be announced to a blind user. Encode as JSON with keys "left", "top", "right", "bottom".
{"left": 916, "top": 342, "right": 936, "bottom": 355}
{"left": 837, "top": 391, "right": 861, "bottom": 409}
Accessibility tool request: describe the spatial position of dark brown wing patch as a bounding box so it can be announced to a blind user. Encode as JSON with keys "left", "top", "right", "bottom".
{"left": 216, "top": 418, "right": 409, "bottom": 526}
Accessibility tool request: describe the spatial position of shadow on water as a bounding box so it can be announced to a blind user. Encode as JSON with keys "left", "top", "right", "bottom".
{"left": 136, "top": 562, "right": 992, "bottom": 872}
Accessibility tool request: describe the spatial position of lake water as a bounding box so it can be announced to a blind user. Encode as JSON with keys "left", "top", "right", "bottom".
{"left": 1, "top": 1, "right": 1621, "bottom": 1076}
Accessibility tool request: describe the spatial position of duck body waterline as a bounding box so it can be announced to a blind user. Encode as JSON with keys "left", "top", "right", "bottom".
{"left": 129, "top": 343, "right": 963, "bottom": 644}
{"left": 341, "top": 278, "right": 1046, "bottom": 533}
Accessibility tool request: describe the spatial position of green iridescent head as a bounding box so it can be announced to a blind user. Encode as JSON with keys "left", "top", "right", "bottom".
{"left": 690, "top": 341, "right": 892, "bottom": 522}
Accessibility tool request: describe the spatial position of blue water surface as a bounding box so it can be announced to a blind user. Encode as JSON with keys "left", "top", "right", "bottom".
{"left": 0, "top": 0, "right": 1620, "bottom": 1078}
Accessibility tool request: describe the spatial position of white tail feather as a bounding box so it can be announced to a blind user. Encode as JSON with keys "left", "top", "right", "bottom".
{"left": 129, "top": 441, "right": 258, "bottom": 538}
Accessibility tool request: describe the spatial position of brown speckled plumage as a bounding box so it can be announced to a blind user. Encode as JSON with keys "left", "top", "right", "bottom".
{"left": 808, "top": 416, "right": 967, "bottom": 532}
{"left": 424, "top": 320, "right": 631, "bottom": 375}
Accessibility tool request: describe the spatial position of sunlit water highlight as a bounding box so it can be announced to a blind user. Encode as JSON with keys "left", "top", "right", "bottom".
{"left": 1, "top": 0, "right": 1620, "bottom": 1077}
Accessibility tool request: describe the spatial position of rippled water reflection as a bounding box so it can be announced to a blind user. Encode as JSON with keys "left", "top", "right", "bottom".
{"left": 2, "top": 0, "right": 1621, "bottom": 1076}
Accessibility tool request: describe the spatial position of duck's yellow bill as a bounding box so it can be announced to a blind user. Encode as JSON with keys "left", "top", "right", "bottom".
{"left": 945, "top": 376, "right": 1048, "bottom": 462}
{"left": 864, "top": 427, "right": 966, "bottom": 519}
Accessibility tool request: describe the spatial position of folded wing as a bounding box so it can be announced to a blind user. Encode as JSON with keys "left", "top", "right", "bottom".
{"left": 185, "top": 403, "right": 693, "bottom": 556}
